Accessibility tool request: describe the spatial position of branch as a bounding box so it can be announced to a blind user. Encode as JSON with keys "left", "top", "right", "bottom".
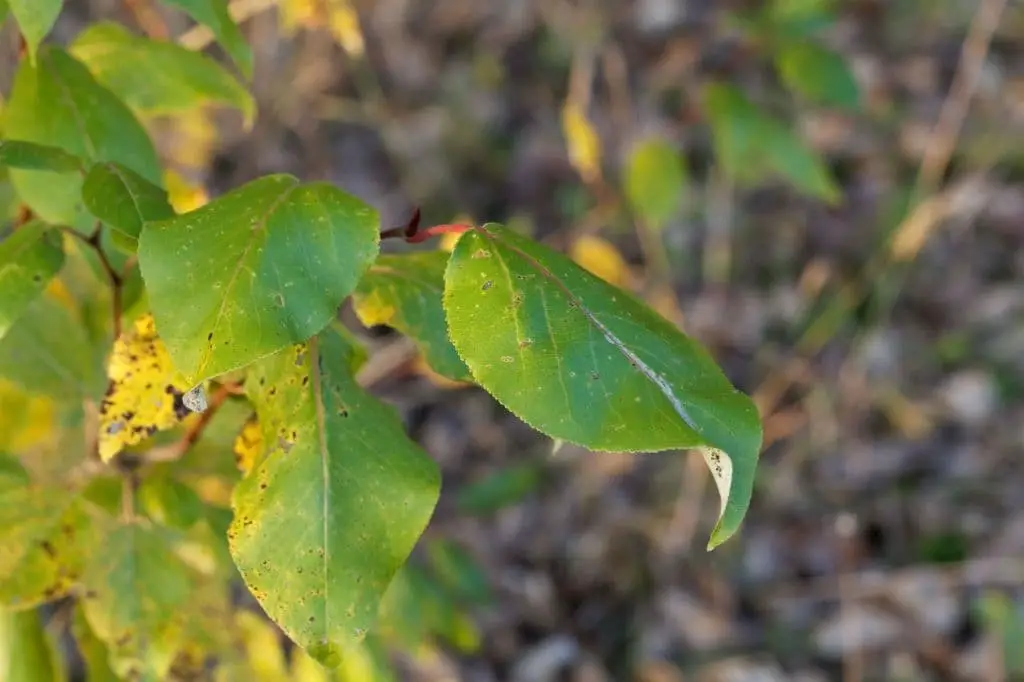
{"left": 380, "top": 208, "right": 473, "bottom": 244}
{"left": 146, "top": 382, "right": 234, "bottom": 463}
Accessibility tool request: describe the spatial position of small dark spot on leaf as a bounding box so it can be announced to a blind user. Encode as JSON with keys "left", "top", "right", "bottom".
{"left": 32, "top": 274, "right": 42, "bottom": 283}
{"left": 482, "top": 280, "right": 493, "bottom": 291}
{"left": 590, "top": 372, "right": 600, "bottom": 380}
{"left": 337, "top": 406, "right": 349, "bottom": 417}
{"left": 274, "top": 293, "right": 285, "bottom": 307}
{"left": 268, "top": 387, "right": 277, "bottom": 396}
{"left": 40, "top": 540, "right": 56, "bottom": 557}
{"left": 207, "top": 332, "right": 213, "bottom": 341}
{"left": 308, "top": 616, "right": 315, "bottom": 623}
{"left": 259, "top": 482, "right": 267, "bottom": 490}
{"left": 302, "top": 376, "right": 309, "bottom": 386}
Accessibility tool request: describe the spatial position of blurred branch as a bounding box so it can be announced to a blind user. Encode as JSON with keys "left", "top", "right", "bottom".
{"left": 913, "top": 0, "right": 1009, "bottom": 197}
{"left": 753, "top": 0, "right": 1007, "bottom": 422}
{"left": 178, "top": 0, "right": 278, "bottom": 50}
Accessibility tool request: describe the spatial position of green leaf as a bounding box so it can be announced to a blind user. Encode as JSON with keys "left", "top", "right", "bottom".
{"left": 353, "top": 251, "right": 471, "bottom": 382}
{"left": 3, "top": 47, "right": 161, "bottom": 225}
{"left": 139, "top": 174, "right": 379, "bottom": 385}
{"left": 425, "top": 540, "right": 492, "bottom": 605}
{"left": 443, "top": 224, "right": 762, "bottom": 548}
{"left": 71, "top": 605, "right": 119, "bottom": 682}
{"left": 0, "top": 0, "right": 9, "bottom": 26}
{"left": 81, "top": 522, "right": 194, "bottom": 680}
{"left": 162, "top": 0, "right": 252, "bottom": 78}
{"left": 0, "top": 293, "right": 104, "bottom": 400}
{"left": 138, "top": 475, "right": 204, "bottom": 530}
{"left": 0, "top": 140, "right": 82, "bottom": 173}
{"left": 230, "top": 328, "right": 440, "bottom": 666}
{"left": 0, "top": 607, "right": 62, "bottom": 682}
{"left": 0, "top": 454, "right": 30, "bottom": 492}
{"left": 776, "top": 42, "right": 859, "bottom": 109}
{"left": 0, "top": 485, "right": 95, "bottom": 609}
{"left": 624, "top": 137, "right": 686, "bottom": 229}
{"left": 455, "top": 462, "right": 542, "bottom": 515}
{"left": 0, "top": 221, "right": 65, "bottom": 339}
{"left": 71, "top": 22, "right": 255, "bottom": 124}
{"left": 82, "top": 162, "right": 174, "bottom": 243}
{"left": 8, "top": 0, "right": 62, "bottom": 63}
{"left": 704, "top": 83, "right": 840, "bottom": 203}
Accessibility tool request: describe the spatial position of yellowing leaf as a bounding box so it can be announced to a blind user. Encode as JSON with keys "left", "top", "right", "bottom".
{"left": 163, "top": 107, "right": 218, "bottom": 172}
{"left": 279, "top": 0, "right": 365, "bottom": 56}
{"left": 327, "top": 2, "right": 365, "bottom": 57}
{"left": 0, "top": 380, "right": 58, "bottom": 453}
{"left": 97, "top": 314, "right": 191, "bottom": 462}
{"left": 278, "top": 0, "right": 318, "bottom": 35}
{"left": 352, "top": 290, "right": 396, "bottom": 327}
{"left": 232, "top": 414, "right": 262, "bottom": 477}
{"left": 561, "top": 101, "right": 602, "bottom": 183}
{"left": 569, "top": 234, "right": 633, "bottom": 288}
{"left": 163, "top": 170, "right": 208, "bottom": 213}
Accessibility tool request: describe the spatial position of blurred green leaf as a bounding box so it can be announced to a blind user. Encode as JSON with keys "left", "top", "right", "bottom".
{"left": 0, "top": 607, "right": 63, "bottom": 682}
{"left": 456, "top": 462, "right": 542, "bottom": 515}
{"left": 3, "top": 47, "right": 160, "bottom": 225}
{"left": 0, "top": 293, "right": 104, "bottom": 400}
{"left": 425, "top": 539, "right": 492, "bottom": 605}
{"left": 8, "top": 0, "right": 62, "bottom": 63}
{"left": 71, "top": 604, "right": 118, "bottom": 682}
{"left": 624, "top": 137, "right": 687, "bottom": 229}
{"left": 138, "top": 174, "right": 379, "bottom": 384}
{"left": 230, "top": 328, "right": 440, "bottom": 666}
{"left": 71, "top": 22, "right": 254, "bottom": 123}
{"left": 162, "top": 0, "right": 252, "bottom": 78}
{"left": 81, "top": 522, "right": 194, "bottom": 680}
{"left": 976, "top": 592, "right": 1024, "bottom": 675}
{"left": 353, "top": 251, "right": 471, "bottom": 382}
{"left": 0, "top": 454, "right": 30, "bottom": 491}
{"left": 444, "top": 224, "right": 763, "bottom": 548}
{"left": 0, "top": 485, "right": 96, "bottom": 610}
{"left": 704, "top": 83, "right": 840, "bottom": 203}
{"left": 0, "top": 221, "right": 65, "bottom": 340}
{"left": 82, "top": 162, "right": 174, "bottom": 243}
{"left": 776, "top": 42, "right": 859, "bottom": 109}
{"left": 0, "top": 140, "right": 82, "bottom": 173}
{"left": 139, "top": 475, "right": 204, "bottom": 530}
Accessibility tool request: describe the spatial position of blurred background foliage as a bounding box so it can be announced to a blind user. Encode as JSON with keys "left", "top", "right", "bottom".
{"left": 2, "top": 0, "right": 1024, "bottom": 680}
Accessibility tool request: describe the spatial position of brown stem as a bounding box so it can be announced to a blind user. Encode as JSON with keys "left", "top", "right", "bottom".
{"left": 147, "top": 383, "right": 234, "bottom": 462}
{"left": 380, "top": 208, "right": 472, "bottom": 244}
{"left": 122, "top": 0, "right": 170, "bottom": 39}
{"left": 58, "top": 225, "right": 124, "bottom": 339}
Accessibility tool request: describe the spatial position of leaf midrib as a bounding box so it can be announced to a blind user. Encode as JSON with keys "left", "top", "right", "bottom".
{"left": 197, "top": 181, "right": 297, "bottom": 379}
{"left": 473, "top": 226, "right": 700, "bottom": 434}
{"left": 308, "top": 336, "right": 330, "bottom": 640}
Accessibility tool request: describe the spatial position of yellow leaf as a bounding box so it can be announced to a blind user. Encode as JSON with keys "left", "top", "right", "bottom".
{"left": 97, "top": 314, "right": 192, "bottom": 462}
{"left": 561, "top": 101, "right": 602, "bottom": 183}
{"left": 165, "top": 108, "right": 218, "bottom": 171}
{"left": 569, "top": 234, "right": 633, "bottom": 288}
{"left": 232, "top": 415, "right": 262, "bottom": 477}
{"left": 327, "top": 2, "right": 365, "bottom": 57}
{"left": 278, "top": 0, "right": 319, "bottom": 35}
{"left": 234, "top": 610, "right": 287, "bottom": 682}
{"left": 163, "top": 170, "right": 209, "bottom": 214}
{"left": 0, "top": 380, "right": 57, "bottom": 452}
{"left": 351, "top": 290, "right": 396, "bottom": 327}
